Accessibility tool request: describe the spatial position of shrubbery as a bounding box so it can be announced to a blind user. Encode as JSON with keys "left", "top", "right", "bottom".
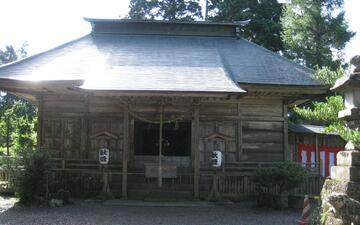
{"left": 253, "top": 161, "right": 309, "bottom": 193}
{"left": 15, "top": 149, "right": 51, "bottom": 204}
{"left": 253, "top": 161, "right": 309, "bottom": 209}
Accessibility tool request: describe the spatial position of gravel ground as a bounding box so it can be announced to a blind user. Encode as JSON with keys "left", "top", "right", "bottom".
{"left": 0, "top": 198, "right": 301, "bottom": 225}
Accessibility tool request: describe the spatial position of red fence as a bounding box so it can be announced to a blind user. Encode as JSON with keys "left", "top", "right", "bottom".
{"left": 297, "top": 144, "right": 343, "bottom": 177}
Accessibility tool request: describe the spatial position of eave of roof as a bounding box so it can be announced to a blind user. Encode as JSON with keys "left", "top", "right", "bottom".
{"left": 289, "top": 124, "right": 338, "bottom": 135}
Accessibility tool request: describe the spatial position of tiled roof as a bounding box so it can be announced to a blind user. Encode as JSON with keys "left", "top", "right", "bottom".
{"left": 0, "top": 19, "right": 322, "bottom": 93}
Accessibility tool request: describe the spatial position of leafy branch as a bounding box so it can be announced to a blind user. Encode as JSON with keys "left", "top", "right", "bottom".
{"left": 294, "top": 95, "right": 360, "bottom": 148}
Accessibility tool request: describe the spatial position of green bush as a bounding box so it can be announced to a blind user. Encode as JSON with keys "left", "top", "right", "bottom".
{"left": 253, "top": 161, "right": 309, "bottom": 193}
{"left": 15, "top": 149, "right": 51, "bottom": 204}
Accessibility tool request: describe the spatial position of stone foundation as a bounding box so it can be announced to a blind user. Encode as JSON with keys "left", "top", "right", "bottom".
{"left": 320, "top": 150, "right": 360, "bottom": 225}
{"left": 321, "top": 179, "right": 360, "bottom": 202}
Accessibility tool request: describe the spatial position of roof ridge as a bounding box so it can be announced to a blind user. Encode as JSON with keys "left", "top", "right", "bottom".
{"left": 0, "top": 35, "right": 91, "bottom": 72}
{"left": 84, "top": 17, "right": 249, "bottom": 26}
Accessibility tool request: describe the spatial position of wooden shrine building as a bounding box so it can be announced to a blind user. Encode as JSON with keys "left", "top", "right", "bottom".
{"left": 0, "top": 19, "right": 328, "bottom": 199}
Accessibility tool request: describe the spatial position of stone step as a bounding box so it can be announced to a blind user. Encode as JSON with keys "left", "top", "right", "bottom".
{"left": 128, "top": 182, "right": 193, "bottom": 190}
{"left": 128, "top": 188, "right": 193, "bottom": 200}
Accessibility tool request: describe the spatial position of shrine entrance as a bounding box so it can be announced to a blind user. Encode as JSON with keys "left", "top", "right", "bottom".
{"left": 134, "top": 121, "right": 191, "bottom": 157}
{"left": 128, "top": 117, "right": 194, "bottom": 199}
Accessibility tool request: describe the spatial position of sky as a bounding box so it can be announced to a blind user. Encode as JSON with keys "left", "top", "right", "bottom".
{"left": 0, "top": 0, "right": 359, "bottom": 63}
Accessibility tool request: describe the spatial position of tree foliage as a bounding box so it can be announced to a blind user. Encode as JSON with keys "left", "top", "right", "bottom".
{"left": 16, "top": 149, "right": 51, "bottom": 204}
{"left": 208, "top": 0, "right": 284, "bottom": 52}
{"left": 281, "top": 0, "right": 355, "bottom": 69}
{"left": 0, "top": 44, "right": 37, "bottom": 156}
{"left": 0, "top": 42, "right": 28, "bottom": 64}
{"left": 294, "top": 96, "right": 344, "bottom": 124}
{"left": 294, "top": 95, "right": 360, "bottom": 148}
{"left": 0, "top": 100, "right": 37, "bottom": 155}
{"left": 128, "top": 0, "right": 202, "bottom": 21}
{"left": 315, "top": 66, "right": 345, "bottom": 86}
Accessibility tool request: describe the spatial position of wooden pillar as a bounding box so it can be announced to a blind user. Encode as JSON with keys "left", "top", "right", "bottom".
{"left": 158, "top": 106, "right": 163, "bottom": 188}
{"left": 315, "top": 134, "right": 319, "bottom": 174}
{"left": 283, "top": 102, "right": 290, "bottom": 160}
{"left": 80, "top": 118, "right": 88, "bottom": 160}
{"left": 192, "top": 106, "right": 200, "bottom": 199}
{"left": 122, "top": 110, "right": 130, "bottom": 199}
{"left": 80, "top": 95, "right": 89, "bottom": 160}
{"left": 37, "top": 95, "right": 44, "bottom": 149}
{"left": 237, "top": 103, "right": 243, "bottom": 161}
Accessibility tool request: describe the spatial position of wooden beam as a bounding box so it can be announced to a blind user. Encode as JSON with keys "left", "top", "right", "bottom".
{"left": 240, "top": 84, "right": 329, "bottom": 95}
{"left": 200, "top": 115, "right": 284, "bottom": 122}
{"left": 122, "top": 110, "right": 130, "bottom": 199}
{"left": 192, "top": 106, "right": 200, "bottom": 199}
{"left": 283, "top": 102, "right": 290, "bottom": 160}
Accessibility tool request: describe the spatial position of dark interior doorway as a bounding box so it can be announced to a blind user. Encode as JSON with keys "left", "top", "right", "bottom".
{"left": 134, "top": 121, "right": 191, "bottom": 156}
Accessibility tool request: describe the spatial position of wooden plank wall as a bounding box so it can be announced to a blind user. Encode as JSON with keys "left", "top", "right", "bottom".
{"left": 40, "top": 95, "right": 286, "bottom": 166}
{"left": 41, "top": 96, "right": 124, "bottom": 163}
{"left": 39, "top": 94, "right": 298, "bottom": 198}
{"left": 199, "top": 98, "right": 284, "bottom": 167}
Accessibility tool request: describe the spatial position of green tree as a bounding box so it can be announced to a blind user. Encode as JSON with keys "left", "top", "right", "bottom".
{"left": 293, "top": 67, "right": 360, "bottom": 148}
{"left": 128, "top": 0, "right": 202, "bottom": 21}
{"left": 0, "top": 43, "right": 37, "bottom": 156}
{"left": 0, "top": 42, "right": 28, "bottom": 64}
{"left": 0, "top": 46, "right": 18, "bottom": 64}
{"left": 0, "top": 101, "right": 37, "bottom": 155}
{"left": 16, "top": 149, "right": 51, "bottom": 204}
{"left": 208, "top": 0, "right": 284, "bottom": 52}
{"left": 281, "top": 0, "right": 355, "bottom": 69}
{"left": 294, "top": 95, "right": 360, "bottom": 148}
{"left": 314, "top": 66, "right": 345, "bottom": 86}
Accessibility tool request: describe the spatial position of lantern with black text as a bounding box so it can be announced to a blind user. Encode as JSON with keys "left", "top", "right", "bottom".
{"left": 99, "top": 148, "right": 110, "bottom": 165}
{"left": 211, "top": 150, "right": 222, "bottom": 168}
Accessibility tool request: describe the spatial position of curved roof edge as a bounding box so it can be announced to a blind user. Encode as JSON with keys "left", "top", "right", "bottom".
{"left": 0, "top": 35, "right": 91, "bottom": 73}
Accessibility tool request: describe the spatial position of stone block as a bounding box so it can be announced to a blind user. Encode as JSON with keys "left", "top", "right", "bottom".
{"left": 338, "top": 107, "right": 360, "bottom": 121}
{"left": 331, "top": 166, "right": 360, "bottom": 182}
{"left": 344, "top": 90, "right": 360, "bottom": 109}
{"left": 321, "top": 179, "right": 360, "bottom": 202}
{"left": 327, "top": 193, "right": 360, "bottom": 225}
{"left": 336, "top": 151, "right": 360, "bottom": 166}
